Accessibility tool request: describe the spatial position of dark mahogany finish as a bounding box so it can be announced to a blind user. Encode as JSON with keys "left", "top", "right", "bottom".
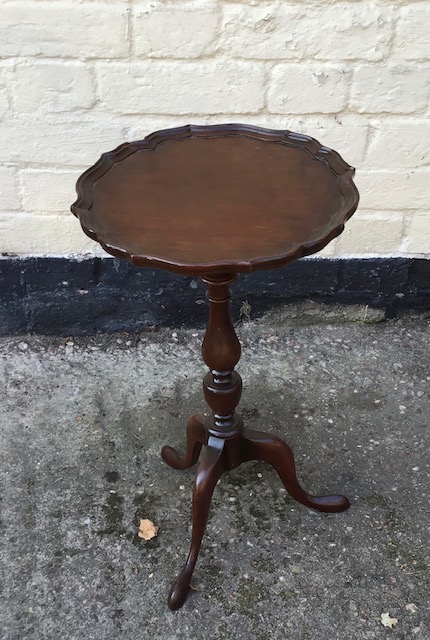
{"left": 71, "top": 124, "right": 359, "bottom": 611}
{"left": 71, "top": 124, "right": 358, "bottom": 276}
{"left": 161, "top": 275, "right": 349, "bottom": 611}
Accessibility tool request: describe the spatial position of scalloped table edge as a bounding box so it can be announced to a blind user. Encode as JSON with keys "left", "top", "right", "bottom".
{"left": 71, "top": 123, "right": 360, "bottom": 276}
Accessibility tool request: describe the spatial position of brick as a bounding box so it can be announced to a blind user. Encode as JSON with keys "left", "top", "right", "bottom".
{"left": 200, "top": 114, "right": 367, "bottom": 165}
{"left": 20, "top": 170, "right": 82, "bottom": 213}
{"left": 223, "top": 0, "right": 363, "bottom": 4}
{"left": 268, "top": 64, "right": 350, "bottom": 114}
{"left": 96, "top": 61, "right": 265, "bottom": 114}
{"left": 13, "top": 62, "right": 95, "bottom": 113}
{"left": 221, "top": 3, "right": 393, "bottom": 61}
{"left": 0, "top": 0, "right": 428, "bottom": 260}
{"left": 0, "top": 117, "right": 132, "bottom": 166}
{"left": 0, "top": 168, "right": 21, "bottom": 211}
{"left": 335, "top": 212, "right": 404, "bottom": 255}
{"left": 288, "top": 116, "right": 367, "bottom": 166}
{"left": 0, "top": 3, "right": 128, "bottom": 58}
{"left": 351, "top": 65, "right": 430, "bottom": 114}
{"left": 0, "top": 68, "right": 9, "bottom": 116}
{"left": 403, "top": 213, "right": 430, "bottom": 255}
{"left": 134, "top": 1, "right": 219, "bottom": 58}
{"left": 365, "top": 121, "right": 430, "bottom": 169}
{"left": 355, "top": 170, "right": 430, "bottom": 210}
{"left": 315, "top": 242, "right": 337, "bottom": 258}
{"left": 395, "top": 4, "right": 430, "bottom": 60}
{"left": 0, "top": 214, "right": 104, "bottom": 255}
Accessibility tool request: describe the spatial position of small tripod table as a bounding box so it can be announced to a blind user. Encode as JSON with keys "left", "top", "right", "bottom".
{"left": 71, "top": 124, "right": 359, "bottom": 610}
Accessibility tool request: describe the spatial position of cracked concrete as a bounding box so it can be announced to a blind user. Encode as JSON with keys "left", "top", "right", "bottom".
{"left": 0, "top": 310, "right": 429, "bottom": 639}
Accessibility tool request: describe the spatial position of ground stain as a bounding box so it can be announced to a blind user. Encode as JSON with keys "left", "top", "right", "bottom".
{"left": 97, "top": 492, "right": 125, "bottom": 536}
{"left": 233, "top": 576, "right": 270, "bottom": 616}
{"left": 105, "top": 471, "right": 120, "bottom": 483}
{"left": 21, "top": 504, "right": 36, "bottom": 530}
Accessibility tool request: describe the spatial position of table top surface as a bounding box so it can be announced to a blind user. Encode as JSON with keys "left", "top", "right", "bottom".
{"left": 71, "top": 124, "right": 359, "bottom": 276}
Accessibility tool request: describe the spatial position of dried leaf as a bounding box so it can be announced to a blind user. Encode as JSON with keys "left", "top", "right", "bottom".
{"left": 406, "top": 603, "right": 418, "bottom": 613}
{"left": 138, "top": 518, "right": 158, "bottom": 540}
{"left": 381, "top": 612, "right": 399, "bottom": 629}
{"left": 189, "top": 582, "right": 199, "bottom": 591}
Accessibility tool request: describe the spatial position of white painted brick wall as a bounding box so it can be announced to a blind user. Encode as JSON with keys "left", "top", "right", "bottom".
{"left": 356, "top": 171, "right": 430, "bottom": 210}
{"left": 20, "top": 170, "right": 86, "bottom": 213}
{"left": 0, "top": 0, "right": 429, "bottom": 259}
{"left": 96, "top": 61, "right": 266, "bottom": 114}
{"left": 0, "top": 168, "right": 20, "bottom": 211}
{"left": 221, "top": 3, "right": 394, "bottom": 61}
{"left": 0, "top": 67, "right": 9, "bottom": 117}
{"left": 366, "top": 121, "right": 430, "bottom": 168}
{"left": 0, "top": 3, "right": 129, "bottom": 58}
{"left": 14, "top": 62, "right": 96, "bottom": 113}
{"left": 395, "top": 4, "right": 430, "bottom": 60}
{"left": 268, "top": 64, "right": 351, "bottom": 114}
{"left": 404, "top": 213, "right": 430, "bottom": 253}
{"left": 351, "top": 65, "right": 430, "bottom": 114}
{"left": 134, "top": 2, "right": 220, "bottom": 58}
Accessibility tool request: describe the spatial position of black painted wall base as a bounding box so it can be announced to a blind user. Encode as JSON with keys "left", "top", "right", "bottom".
{"left": 0, "top": 257, "right": 429, "bottom": 335}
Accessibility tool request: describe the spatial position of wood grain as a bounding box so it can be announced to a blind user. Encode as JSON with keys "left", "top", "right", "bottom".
{"left": 71, "top": 124, "right": 359, "bottom": 275}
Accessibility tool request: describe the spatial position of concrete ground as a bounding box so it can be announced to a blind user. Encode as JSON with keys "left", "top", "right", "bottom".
{"left": 0, "top": 305, "right": 429, "bottom": 640}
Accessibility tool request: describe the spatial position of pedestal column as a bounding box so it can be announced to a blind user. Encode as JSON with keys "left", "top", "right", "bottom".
{"left": 201, "top": 274, "right": 243, "bottom": 440}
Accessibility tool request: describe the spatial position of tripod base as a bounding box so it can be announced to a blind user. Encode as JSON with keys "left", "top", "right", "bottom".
{"left": 162, "top": 414, "right": 350, "bottom": 611}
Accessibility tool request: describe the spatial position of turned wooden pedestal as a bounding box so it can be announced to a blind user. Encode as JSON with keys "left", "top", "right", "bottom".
{"left": 162, "top": 274, "right": 350, "bottom": 609}
{"left": 71, "top": 124, "right": 359, "bottom": 610}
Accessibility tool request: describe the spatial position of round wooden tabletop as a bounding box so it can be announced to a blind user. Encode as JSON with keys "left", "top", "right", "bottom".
{"left": 71, "top": 124, "right": 359, "bottom": 276}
